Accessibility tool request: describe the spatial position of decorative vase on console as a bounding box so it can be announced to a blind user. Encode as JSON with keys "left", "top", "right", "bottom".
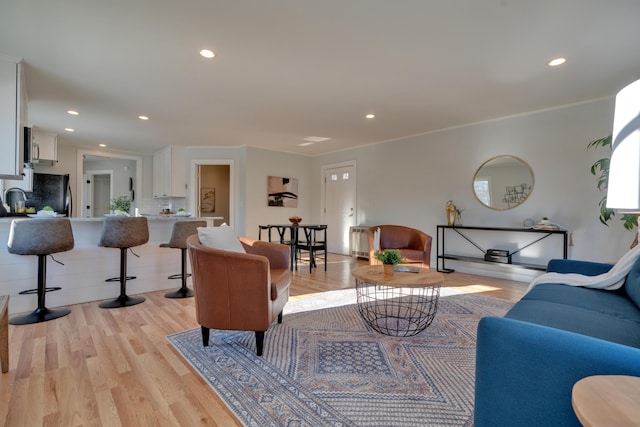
{"left": 446, "top": 200, "right": 456, "bottom": 226}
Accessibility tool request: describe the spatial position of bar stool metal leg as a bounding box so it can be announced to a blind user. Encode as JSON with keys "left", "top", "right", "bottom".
{"left": 10, "top": 255, "right": 71, "bottom": 325}
{"left": 99, "top": 248, "right": 145, "bottom": 308}
{"left": 165, "top": 249, "right": 194, "bottom": 298}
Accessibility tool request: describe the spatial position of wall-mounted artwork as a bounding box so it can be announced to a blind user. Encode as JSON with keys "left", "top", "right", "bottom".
{"left": 267, "top": 176, "right": 298, "bottom": 207}
{"left": 201, "top": 187, "right": 215, "bottom": 212}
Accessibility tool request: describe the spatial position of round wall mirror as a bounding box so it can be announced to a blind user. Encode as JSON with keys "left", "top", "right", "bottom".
{"left": 473, "top": 155, "right": 534, "bottom": 210}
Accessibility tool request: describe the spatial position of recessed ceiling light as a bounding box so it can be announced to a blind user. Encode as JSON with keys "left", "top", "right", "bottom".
{"left": 200, "top": 49, "right": 215, "bottom": 59}
{"left": 138, "top": 115, "right": 149, "bottom": 120}
{"left": 298, "top": 142, "right": 315, "bottom": 147}
{"left": 67, "top": 110, "right": 79, "bottom": 116}
{"left": 64, "top": 128, "right": 75, "bottom": 132}
{"left": 303, "top": 136, "right": 331, "bottom": 143}
{"left": 548, "top": 57, "right": 566, "bottom": 67}
{"left": 98, "top": 143, "right": 107, "bottom": 147}
{"left": 365, "top": 113, "right": 375, "bottom": 119}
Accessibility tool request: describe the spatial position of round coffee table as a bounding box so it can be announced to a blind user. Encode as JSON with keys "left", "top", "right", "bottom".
{"left": 352, "top": 265, "right": 444, "bottom": 336}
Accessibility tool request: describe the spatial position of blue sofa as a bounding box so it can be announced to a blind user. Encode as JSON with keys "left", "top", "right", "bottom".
{"left": 474, "top": 257, "right": 640, "bottom": 426}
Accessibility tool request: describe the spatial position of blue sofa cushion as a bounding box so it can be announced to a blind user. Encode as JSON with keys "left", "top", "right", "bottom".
{"left": 505, "top": 284, "right": 640, "bottom": 348}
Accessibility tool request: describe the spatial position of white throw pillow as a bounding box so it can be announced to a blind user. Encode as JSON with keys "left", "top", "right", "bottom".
{"left": 197, "top": 224, "right": 246, "bottom": 253}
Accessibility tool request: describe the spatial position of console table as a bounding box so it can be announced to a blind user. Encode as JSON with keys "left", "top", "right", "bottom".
{"left": 436, "top": 225, "right": 568, "bottom": 273}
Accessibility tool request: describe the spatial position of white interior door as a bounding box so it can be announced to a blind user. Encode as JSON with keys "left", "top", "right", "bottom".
{"left": 93, "top": 174, "right": 111, "bottom": 217}
{"left": 83, "top": 170, "right": 112, "bottom": 217}
{"left": 324, "top": 164, "right": 356, "bottom": 255}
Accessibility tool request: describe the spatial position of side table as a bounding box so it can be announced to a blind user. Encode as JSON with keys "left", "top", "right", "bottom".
{"left": 572, "top": 375, "right": 640, "bottom": 426}
{"left": 352, "top": 265, "right": 444, "bottom": 336}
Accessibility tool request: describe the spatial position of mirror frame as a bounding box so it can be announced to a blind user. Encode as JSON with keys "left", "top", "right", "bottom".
{"left": 472, "top": 155, "right": 534, "bottom": 210}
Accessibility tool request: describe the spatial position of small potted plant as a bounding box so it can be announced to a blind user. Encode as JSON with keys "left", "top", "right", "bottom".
{"left": 375, "top": 249, "right": 407, "bottom": 275}
{"left": 109, "top": 196, "right": 131, "bottom": 214}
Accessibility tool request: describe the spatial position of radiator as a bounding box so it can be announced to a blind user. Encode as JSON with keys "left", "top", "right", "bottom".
{"left": 349, "top": 226, "right": 370, "bottom": 259}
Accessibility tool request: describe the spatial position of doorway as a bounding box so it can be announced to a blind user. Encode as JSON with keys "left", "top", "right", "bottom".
{"left": 190, "top": 160, "right": 234, "bottom": 227}
{"left": 322, "top": 161, "right": 357, "bottom": 255}
{"left": 77, "top": 150, "right": 142, "bottom": 218}
{"left": 83, "top": 170, "right": 113, "bottom": 218}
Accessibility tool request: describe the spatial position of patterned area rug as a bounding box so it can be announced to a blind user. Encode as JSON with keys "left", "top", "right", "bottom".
{"left": 167, "top": 289, "right": 512, "bottom": 426}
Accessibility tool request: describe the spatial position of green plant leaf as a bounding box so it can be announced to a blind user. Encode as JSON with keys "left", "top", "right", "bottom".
{"left": 588, "top": 134, "right": 636, "bottom": 232}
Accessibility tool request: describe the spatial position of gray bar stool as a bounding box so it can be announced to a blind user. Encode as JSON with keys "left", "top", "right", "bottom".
{"left": 160, "top": 220, "right": 206, "bottom": 298}
{"left": 7, "top": 218, "right": 74, "bottom": 324}
{"left": 98, "top": 216, "right": 149, "bottom": 308}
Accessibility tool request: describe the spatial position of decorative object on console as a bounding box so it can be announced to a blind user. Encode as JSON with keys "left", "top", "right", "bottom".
{"left": 604, "top": 77, "right": 640, "bottom": 248}
{"left": 455, "top": 206, "right": 464, "bottom": 226}
{"left": 446, "top": 200, "right": 456, "bottom": 226}
{"left": 484, "top": 248, "right": 512, "bottom": 264}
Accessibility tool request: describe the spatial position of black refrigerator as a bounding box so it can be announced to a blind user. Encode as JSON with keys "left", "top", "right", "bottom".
{"left": 27, "top": 173, "right": 72, "bottom": 216}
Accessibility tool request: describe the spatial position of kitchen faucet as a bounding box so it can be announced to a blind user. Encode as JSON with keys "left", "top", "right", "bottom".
{"left": 4, "top": 187, "right": 29, "bottom": 210}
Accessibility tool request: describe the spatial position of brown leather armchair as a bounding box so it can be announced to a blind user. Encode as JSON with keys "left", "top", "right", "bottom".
{"left": 186, "top": 235, "right": 291, "bottom": 356}
{"left": 366, "top": 224, "right": 432, "bottom": 267}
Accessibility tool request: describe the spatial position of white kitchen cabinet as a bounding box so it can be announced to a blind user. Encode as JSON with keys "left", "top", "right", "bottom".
{"left": 153, "top": 146, "right": 186, "bottom": 198}
{"left": 0, "top": 57, "right": 26, "bottom": 179}
{"left": 31, "top": 128, "right": 57, "bottom": 165}
{"left": 2, "top": 166, "right": 33, "bottom": 192}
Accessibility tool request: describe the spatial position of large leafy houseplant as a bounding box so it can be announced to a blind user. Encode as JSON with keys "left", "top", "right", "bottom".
{"left": 589, "top": 135, "right": 638, "bottom": 231}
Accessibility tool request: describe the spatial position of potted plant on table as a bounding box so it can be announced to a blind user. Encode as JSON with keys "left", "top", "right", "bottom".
{"left": 375, "top": 249, "right": 407, "bottom": 275}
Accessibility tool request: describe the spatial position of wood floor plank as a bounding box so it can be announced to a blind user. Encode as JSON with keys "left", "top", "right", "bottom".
{"left": 0, "top": 254, "right": 527, "bottom": 426}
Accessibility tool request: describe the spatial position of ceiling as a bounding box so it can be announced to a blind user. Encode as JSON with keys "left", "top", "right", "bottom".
{"left": 1, "top": 0, "right": 639, "bottom": 157}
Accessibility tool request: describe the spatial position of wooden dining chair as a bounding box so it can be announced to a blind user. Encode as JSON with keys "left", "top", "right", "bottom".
{"left": 296, "top": 225, "right": 327, "bottom": 272}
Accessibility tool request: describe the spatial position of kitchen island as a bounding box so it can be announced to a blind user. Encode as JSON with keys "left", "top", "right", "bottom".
{"left": 0, "top": 216, "right": 218, "bottom": 315}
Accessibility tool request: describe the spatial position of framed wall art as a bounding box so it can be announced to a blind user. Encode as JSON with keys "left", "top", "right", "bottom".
{"left": 200, "top": 187, "right": 215, "bottom": 212}
{"left": 267, "top": 176, "right": 298, "bottom": 207}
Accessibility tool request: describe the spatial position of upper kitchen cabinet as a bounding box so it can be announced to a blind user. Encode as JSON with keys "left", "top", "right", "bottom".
{"left": 153, "top": 146, "right": 186, "bottom": 198}
{"left": 0, "top": 56, "right": 27, "bottom": 179}
{"left": 30, "top": 127, "right": 58, "bottom": 165}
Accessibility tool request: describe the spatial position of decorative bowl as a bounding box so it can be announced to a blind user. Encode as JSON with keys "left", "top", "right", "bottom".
{"left": 288, "top": 216, "right": 302, "bottom": 226}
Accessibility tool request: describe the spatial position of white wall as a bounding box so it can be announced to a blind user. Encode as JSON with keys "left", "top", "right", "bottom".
{"left": 245, "top": 147, "right": 313, "bottom": 240}
{"left": 311, "top": 98, "right": 631, "bottom": 281}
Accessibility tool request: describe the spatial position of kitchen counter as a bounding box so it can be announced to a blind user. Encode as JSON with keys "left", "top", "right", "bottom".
{"left": 0, "top": 216, "right": 219, "bottom": 314}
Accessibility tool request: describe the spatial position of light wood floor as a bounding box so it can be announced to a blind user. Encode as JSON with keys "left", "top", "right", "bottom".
{"left": 0, "top": 254, "right": 527, "bottom": 426}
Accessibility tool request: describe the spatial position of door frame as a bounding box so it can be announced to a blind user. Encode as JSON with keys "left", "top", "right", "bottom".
{"left": 190, "top": 159, "right": 235, "bottom": 227}
{"left": 321, "top": 160, "right": 357, "bottom": 254}
{"left": 76, "top": 149, "right": 142, "bottom": 218}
